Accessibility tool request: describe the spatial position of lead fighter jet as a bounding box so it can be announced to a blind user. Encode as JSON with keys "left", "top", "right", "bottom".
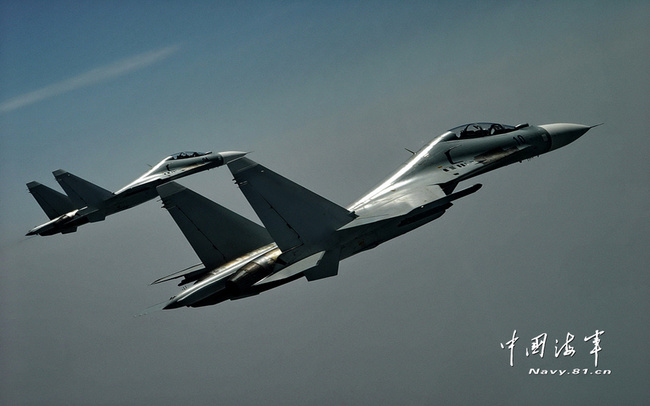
{"left": 26, "top": 151, "right": 246, "bottom": 236}
{"left": 149, "top": 123, "right": 597, "bottom": 310}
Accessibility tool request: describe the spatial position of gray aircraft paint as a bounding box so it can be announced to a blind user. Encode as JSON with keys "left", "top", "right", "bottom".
{"left": 154, "top": 123, "right": 594, "bottom": 310}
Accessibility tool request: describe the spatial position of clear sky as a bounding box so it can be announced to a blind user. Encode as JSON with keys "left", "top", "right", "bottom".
{"left": 1, "top": 1, "right": 648, "bottom": 405}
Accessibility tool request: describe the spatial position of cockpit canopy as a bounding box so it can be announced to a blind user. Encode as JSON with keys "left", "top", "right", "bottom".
{"left": 441, "top": 122, "right": 526, "bottom": 141}
{"left": 169, "top": 151, "right": 210, "bottom": 160}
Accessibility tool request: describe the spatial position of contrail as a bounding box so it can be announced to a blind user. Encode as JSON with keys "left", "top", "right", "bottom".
{"left": 1, "top": 45, "right": 180, "bottom": 113}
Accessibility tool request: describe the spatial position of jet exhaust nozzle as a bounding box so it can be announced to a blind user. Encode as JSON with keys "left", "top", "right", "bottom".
{"left": 225, "top": 256, "right": 277, "bottom": 294}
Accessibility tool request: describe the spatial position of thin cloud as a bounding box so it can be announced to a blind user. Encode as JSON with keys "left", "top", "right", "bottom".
{"left": 1, "top": 45, "right": 180, "bottom": 113}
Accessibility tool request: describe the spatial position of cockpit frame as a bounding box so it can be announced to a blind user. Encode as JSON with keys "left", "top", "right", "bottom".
{"left": 447, "top": 122, "right": 517, "bottom": 140}
{"left": 169, "top": 151, "right": 210, "bottom": 160}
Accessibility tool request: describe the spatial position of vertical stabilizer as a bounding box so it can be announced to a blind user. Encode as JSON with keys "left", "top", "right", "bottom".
{"left": 157, "top": 182, "right": 274, "bottom": 270}
{"left": 26, "top": 181, "right": 75, "bottom": 219}
{"left": 53, "top": 169, "right": 113, "bottom": 209}
{"left": 227, "top": 157, "right": 356, "bottom": 252}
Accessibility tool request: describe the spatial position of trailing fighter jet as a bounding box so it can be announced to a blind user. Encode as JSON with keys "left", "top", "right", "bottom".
{"left": 26, "top": 151, "right": 247, "bottom": 236}
{"left": 149, "top": 123, "right": 597, "bottom": 310}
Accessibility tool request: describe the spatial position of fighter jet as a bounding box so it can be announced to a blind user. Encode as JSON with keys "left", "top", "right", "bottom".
{"left": 26, "top": 151, "right": 247, "bottom": 236}
{"left": 149, "top": 123, "right": 597, "bottom": 310}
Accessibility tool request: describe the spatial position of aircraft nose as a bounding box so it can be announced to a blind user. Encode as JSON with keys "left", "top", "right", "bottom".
{"left": 218, "top": 151, "right": 248, "bottom": 164}
{"left": 162, "top": 299, "right": 183, "bottom": 310}
{"left": 539, "top": 123, "right": 593, "bottom": 151}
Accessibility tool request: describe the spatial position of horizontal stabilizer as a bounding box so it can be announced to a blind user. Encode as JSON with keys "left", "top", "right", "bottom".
{"left": 27, "top": 181, "right": 75, "bottom": 220}
{"left": 228, "top": 157, "right": 356, "bottom": 252}
{"left": 255, "top": 248, "right": 341, "bottom": 285}
{"left": 53, "top": 169, "right": 113, "bottom": 209}
{"left": 157, "top": 182, "right": 274, "bottom": 270}
{"left": 304, "top": 248, "right": 340, "bottom": 281}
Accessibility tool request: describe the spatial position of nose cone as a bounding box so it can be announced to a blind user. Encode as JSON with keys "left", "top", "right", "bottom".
{"left": 162, "top": 298, "right": 183, "bottom": 310}
{"left": 218, "top": 151, "right": 248, "bottom": 164}
{"left": 539, "top": 123, "right": 592, "bottom": 151}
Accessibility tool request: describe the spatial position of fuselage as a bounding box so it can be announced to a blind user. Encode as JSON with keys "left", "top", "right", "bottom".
{"left": 27, "top": 151, "right": 247, "bottom": 236}
{"left": 163, "top": 122, "right": 593, "bottom": 309}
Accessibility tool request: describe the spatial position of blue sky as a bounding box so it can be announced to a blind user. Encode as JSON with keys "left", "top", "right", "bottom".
{"left": 1, "top": 1, "right": 649, "bottom": 405}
